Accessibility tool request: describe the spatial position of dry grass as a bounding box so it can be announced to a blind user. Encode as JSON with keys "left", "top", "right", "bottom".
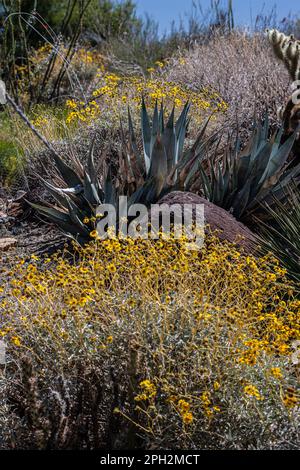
{"left": 161, "top": 32, "right": 291, "bottom": 136}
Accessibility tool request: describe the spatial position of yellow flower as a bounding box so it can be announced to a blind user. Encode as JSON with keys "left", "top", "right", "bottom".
{"left": 66, "top": 99, "right": 77, "bottom": 109}
{"left": 90, "top": 230, "right": 98, "bottom": 238}
{"left": 11, "top": 336, "right": 21, "bottom": 347}
{"left": 201, "top": 391, "right": 211, "bottom": 406}
{"left": 243, "top": 385, "right": 262, "bottom": 401}
{"left": 270, "top": 367, "right": 283, "bottom": 379}
{"left": 178, "top": 399, "right": 190, "bottom": 413}
{"left": 139, "top": 379, "right": 157, "bottom": 398}
{"left": 213, "top": 381, "right": 221, "bottom": 391}
{"left": 282, "top": 388, "right": 298, "bottom": 409}
{"left": 182, "top": 412, "right": 193, "bottom": 424}
{"left": 107, "top": 263, "right": 117, "bottom": 273}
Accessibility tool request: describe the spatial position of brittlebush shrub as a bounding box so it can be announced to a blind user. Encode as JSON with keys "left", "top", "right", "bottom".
{"left": 0, "top": 234, "right": 299, "bottom": 449}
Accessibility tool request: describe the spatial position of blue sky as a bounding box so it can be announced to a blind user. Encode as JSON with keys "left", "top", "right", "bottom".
{"left": 135, "top": 0, "right": 300, "bottom": 34}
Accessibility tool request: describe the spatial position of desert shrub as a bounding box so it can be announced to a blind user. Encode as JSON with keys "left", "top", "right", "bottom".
{"left": 0, "top": 234, "right": 299, "bottom": 449}
{"left": 161, "top": 32, "right": 291, "bottom": 137}
{"left": 258, "top": 186, "right": 300, "bottom": 283}
{"left": 1, "top": 0, "right": 93, "bottom": 105}
{"left": 13, "top": 44, "right": 105, "bottom": 107}
{"left": 64, "top": 70, "right": 227, "bottom": 127}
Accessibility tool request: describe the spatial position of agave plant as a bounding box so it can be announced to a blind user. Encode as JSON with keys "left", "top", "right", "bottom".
{"left": 118, "top": 98, "right": 213, "bottom": 205}
{"left": 29, "top": 142, "right": 110, "bottom": 245}
{"left": 31, "top": 99, "right": 212, "bottom": 242}
{"left": 198, "top": 115, "right": 300, "bottom": 222}
{"left": 258, "top": 185, "right": 300, "bottom": 282}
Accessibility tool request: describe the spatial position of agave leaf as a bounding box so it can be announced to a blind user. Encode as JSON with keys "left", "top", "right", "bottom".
{"left": 87, "top": 136, "right": 98, "bottom": 187}
{"left": 152, "top": 100, "right": 159, "bottom": 140}
{"left": 210, "top": 161, "right": 224, "bottom": 204}
{"left": 159, "top": 102, "right": 164, "bottom": 133}
{"left": 104, "top": 165, "right": 117, "bottom": 206}
{"left": 188, "top": 116, "right": 212, "bottom": 158}
{"left": 236, "top": 155, "right": 251, "bottom": 187}
{"left": 51, "top": 152, "right": 83, "bottom": 188}
{"left": 261, "top": 111, "right": 269, "bottom": 142}
{"left": 130, "top": 135, "right": 168, "bottom": 204}
{"left": 141, "top": 96, "right": 151, "bottom": 174}
{"left": 29, "top": 201, "right": 70, "bottom": 223}
{"left": 175, "top": 102, "right": 190, "bottom": 164}
{"left": 258, "top": 129, "right": 298, "bottom": 187}
{"left": 28, "top": 201, "right": 89, "bottom": 237}
{"left": 222, "top": 153, "right": 231, "bottom": 196}
{"left": 249, "top": 122, "right": 265, "bottom": 163}
{"left": 231, "top": 179, "right": 252, "bottom": 218}
{"left": 270, "top": 127, "right": 284, "bottom": 156}
{"left": 184, "top": 151, "right": 206, "bottom": 191}
{"left": 149, "top": 134, "right": 168, "bottom": 180}
{"left": 66, "top": 198, "right": 87, "bottom": 225}
{"left": 128, "top": 107, "right": 144, "bottom": 175}
{"left": 40, "top": 178, "right": 70, "bottom": 209}
{"left": 175, "top": 102, "right": 190, "bottom": 139}
{"left": 198, "top": 165, "right": 212, "bottom": 199}
{"left": 83, "top": 171, "right": 102, "bottom": 205}
{"left": 248, "top": 141, "right": 273, "bottom": 195}
{"left": 216, "top": 162, "right": 225, "bottom": 202}
{"left": 163, "top": 107, "right": 176, "bottom": 172}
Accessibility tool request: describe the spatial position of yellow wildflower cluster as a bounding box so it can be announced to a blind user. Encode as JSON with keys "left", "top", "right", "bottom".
{"left": 282, "top": 388, "right": 298, "bottom": 409}
{"left": 15, "top": 43, "right": 104, "bottom": 106}
{"left": 270, "top": 367, "right": 283, "bottom": 380}
{"left": 135, "top": 380, "right": 157, "bottom": 402}
{"left": 29, "top": 44, "right": 104, "bottom": 70}
{"left": 66, "top": 99, "right": 100, "bottom": 124}
{"left": 31, "top": 116, "right": 48, "bottom": 128}
{"left": 243, "top": 385, "right": 263, "bottom": 401}
{"left": 177, "top": 400, "right": 194, "bottom": 425}
{"left": 200, "top": 391, "right": 221, "bottom": 418}
{"left": 65, "top": 70, "right": 228, "bottom": 125}
{"left": 1, "top": 233, "right": 299, "bottom": 437}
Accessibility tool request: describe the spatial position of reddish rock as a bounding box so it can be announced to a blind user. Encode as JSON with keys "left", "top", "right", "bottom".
{"left": 156, "top": 191, "right": 258, "bottom": 253}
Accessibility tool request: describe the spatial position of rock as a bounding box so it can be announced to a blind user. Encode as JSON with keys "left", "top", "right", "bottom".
{"left": 155, "top": 191, "right": 258, "bottom": 253}
{"left": 0, "top": 237, "right": 18, "bottom": 251}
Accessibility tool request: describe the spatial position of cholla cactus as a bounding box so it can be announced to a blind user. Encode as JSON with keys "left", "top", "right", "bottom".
{"left": 267, "top": 29, "right": 300, "bottom": 144}
{"left": 266, "top": 29, "right": 300, "bottom": 81}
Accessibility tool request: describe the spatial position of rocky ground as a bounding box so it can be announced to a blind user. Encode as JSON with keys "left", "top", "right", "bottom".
{"left": 0, "top": 191, "right": 64, "bottom": 265}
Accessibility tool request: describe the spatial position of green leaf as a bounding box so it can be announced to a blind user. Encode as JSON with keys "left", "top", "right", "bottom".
{"left": 51, "top": 151, "right": 83, "bottom": 188}
{"left": 163, "top": 107, "right": 176, "bottom": 172}
{"left": 141, "top": 96, "right": 151, "bottom": 174}
{"left": 258, "top": 130, "right": 298, "bottom": 186}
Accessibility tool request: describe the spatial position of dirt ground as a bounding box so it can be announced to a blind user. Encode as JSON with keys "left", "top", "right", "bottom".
{"left": 0, "top": 191, "right": 64, "bottom": 270}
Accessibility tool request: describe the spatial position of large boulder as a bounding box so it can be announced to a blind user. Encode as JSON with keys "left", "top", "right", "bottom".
{"left": 154, "top": 191, "right": 258, "bottom": 253}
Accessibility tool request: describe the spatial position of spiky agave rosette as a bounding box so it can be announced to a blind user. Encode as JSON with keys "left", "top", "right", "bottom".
{"left": 30, "top": 99, "right": 212, "bottom": 243}
{"left": 198, "top": 113, "right": 300, "bottom": 221}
